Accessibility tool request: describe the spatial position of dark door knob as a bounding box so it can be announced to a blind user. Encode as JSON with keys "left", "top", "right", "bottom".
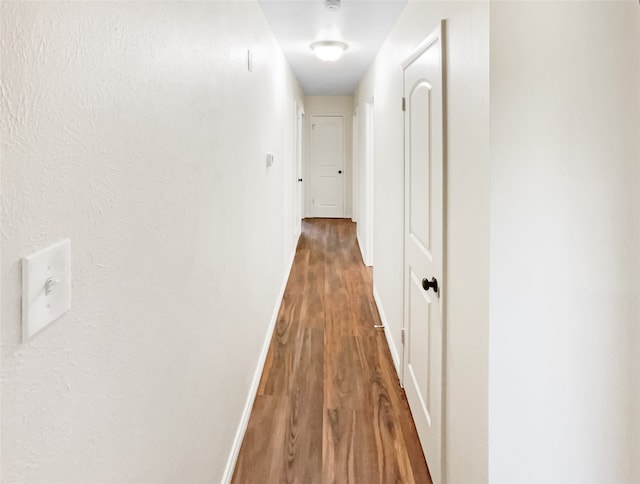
{"left": 422, "top": 277, "right": 438, "bottom": 293}
{"left": 338, "top": 170, "right": 342, "bottom": 174}
{"left": 298, "top": 178, "right": 303, "bottom": 182}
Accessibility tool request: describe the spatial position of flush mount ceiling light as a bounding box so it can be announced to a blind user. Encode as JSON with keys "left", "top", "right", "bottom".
{"left": 325, "top": 0, "right": 341, "bottom": 11}
{"left": 310, "top": 41, "right": 348, "bottom": 62}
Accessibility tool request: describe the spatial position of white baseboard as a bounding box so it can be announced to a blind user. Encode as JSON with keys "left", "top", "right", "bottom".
{"left": 373, "top": 284, "right": 402, "bottom": 380}
{"left": 220, "top": 239, "right": 299, "bottom": 484}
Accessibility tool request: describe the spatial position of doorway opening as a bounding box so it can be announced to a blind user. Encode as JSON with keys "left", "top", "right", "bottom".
{"left": 309, "top": 115, "right": 345, "bottom": 218}
{"left": 358, "top": 98, "right": 375, "bottom": 267}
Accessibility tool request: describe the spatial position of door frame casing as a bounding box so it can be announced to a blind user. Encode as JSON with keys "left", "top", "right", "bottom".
{"left": 363, "top": 98, "right": 375, "bottom": 266}
{"left": 352, "top": 107, "right": 358, "bottom": 223}
{"left": 294, "top": 101, "right": 305, "bottom": 235}
{"left": 401, "top": 20, "right": 448, "bottom": 483}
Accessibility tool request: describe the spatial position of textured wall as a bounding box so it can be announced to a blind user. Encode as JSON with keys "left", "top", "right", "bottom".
{"left": 1, "top": 2, "right": 302, "bottom": 482}
{"left": 354, "top": 2, "right": 491, "bottom": 482}
{"left": 489, "top": 2, "right": 640, "bottom": 482}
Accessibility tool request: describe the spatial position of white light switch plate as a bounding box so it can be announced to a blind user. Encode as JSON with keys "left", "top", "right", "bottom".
{"left": 22, "top": 239, "right": 71, "bottom": 341}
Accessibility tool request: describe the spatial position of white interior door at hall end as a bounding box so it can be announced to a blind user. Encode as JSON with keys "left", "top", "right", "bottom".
{"left": 310, "top": 115, "right": 344, "bottom": 218}
{"left": 402, "top": 22, "right": 445, "bottom": 484}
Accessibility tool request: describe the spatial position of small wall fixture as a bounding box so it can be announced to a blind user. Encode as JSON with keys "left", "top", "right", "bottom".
{"left": 310, "top": 41, "right": 348, "bottom": 62}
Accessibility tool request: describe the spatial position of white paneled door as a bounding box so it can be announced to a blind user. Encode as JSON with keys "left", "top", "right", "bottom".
{"left": 310, "top": 115, "right": 344, "bottom": 218}
{"left": 402, "top": 22, "right": 445, "bottom": 484}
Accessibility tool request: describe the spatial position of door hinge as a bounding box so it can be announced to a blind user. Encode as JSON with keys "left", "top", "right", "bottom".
{"left": 402, "top": 97, "right": 406, "bottom": 112}
{"left": 401, "top": 327, "right": 406, "bottom": 345}
{"left": 312, "top": 124, "right": 315, "bottom": 130}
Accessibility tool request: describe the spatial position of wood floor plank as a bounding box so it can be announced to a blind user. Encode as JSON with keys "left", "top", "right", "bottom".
{"left": 232, "top": 219, "right": 432, "bottom": 484}
{"left": 232, "top": 395, "right": 288, "bottom": 484}
{"left": 323, "top": 408, "right": 353, "bottom": 483}
{"left": 323, "top": 408, "right": 360, "bottom": 484}
{"left": 285, "top": 248, "right": 310, "bottom": 295}
{"left": 343, "top": 268, "right": 381, "bottom": 334}
{"left": 375, "top": 332, "right": 432, "bottom": 484}
{"left": 258, "top": 293, "right": 303, "bottom": 397}
{"left": 369, "top": 373, "right": 416, "bottom": 484}
{"left": 283, "top": 327, "right": 324, "bottom": 484}
{"left": 300, "top": 232, "right": 326, "bottom": 330}
{"left": 324, "top": 335, "right": 368, "bottom": 411}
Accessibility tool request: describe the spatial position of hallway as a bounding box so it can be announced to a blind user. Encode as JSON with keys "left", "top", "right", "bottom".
{"left": 232, "top": 219, "right": 431, "bottom": 484}
{"left": 2, "top": 2, "right": 639, "bottom": 482}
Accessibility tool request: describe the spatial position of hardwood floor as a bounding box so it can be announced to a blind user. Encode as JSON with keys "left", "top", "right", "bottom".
{"left": 232, "top": 219, "right": 432, "bottom": 484}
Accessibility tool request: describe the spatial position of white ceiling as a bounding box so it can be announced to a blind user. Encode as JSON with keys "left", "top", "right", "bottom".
{"left": 258, "top": 0, "right": 408, "bottom": 96}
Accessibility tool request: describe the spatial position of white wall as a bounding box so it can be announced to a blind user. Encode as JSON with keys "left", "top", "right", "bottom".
{"left": 489, "top": 1, "right": 640, "bottom": 482}
{"left": 0, "top": 2, "right": 302, "bottom": 482}
{"left": 354, "top": 2, "right": 490, "bottom": 482}
{"left": 303, "top": 96, "right": 354, "bottom": 218}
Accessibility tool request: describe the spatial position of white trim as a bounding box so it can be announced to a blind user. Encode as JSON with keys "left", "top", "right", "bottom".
{"left": 352, "top": 108, "right": 358, "bottom": 223}
{"left": 373, "top": 284, "right": 401, "bottom": 378}
{"left": 221, "top": 240, "right": 299, "bottom": 484}
{"left": 363, "top": 99, "right": 375, "bottom": 266}
{"left": 356, "top": 232, "right": 367, "bottom": 267}
{"left": 299, "top": 107, "right": 305, "bottom": 224}
{"left": 401, "top": 22, "right": 442, "bottom": 69}
{"left": 294, "top": 101, "right": 304, "bottom": 238}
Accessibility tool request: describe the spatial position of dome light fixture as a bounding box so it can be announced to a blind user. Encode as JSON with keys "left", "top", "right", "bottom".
{"left": 310, "top": 41, "right": 348, "bottom": 62}
{"left": 325, "top": 0, "right": 341, "bottom": 10}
